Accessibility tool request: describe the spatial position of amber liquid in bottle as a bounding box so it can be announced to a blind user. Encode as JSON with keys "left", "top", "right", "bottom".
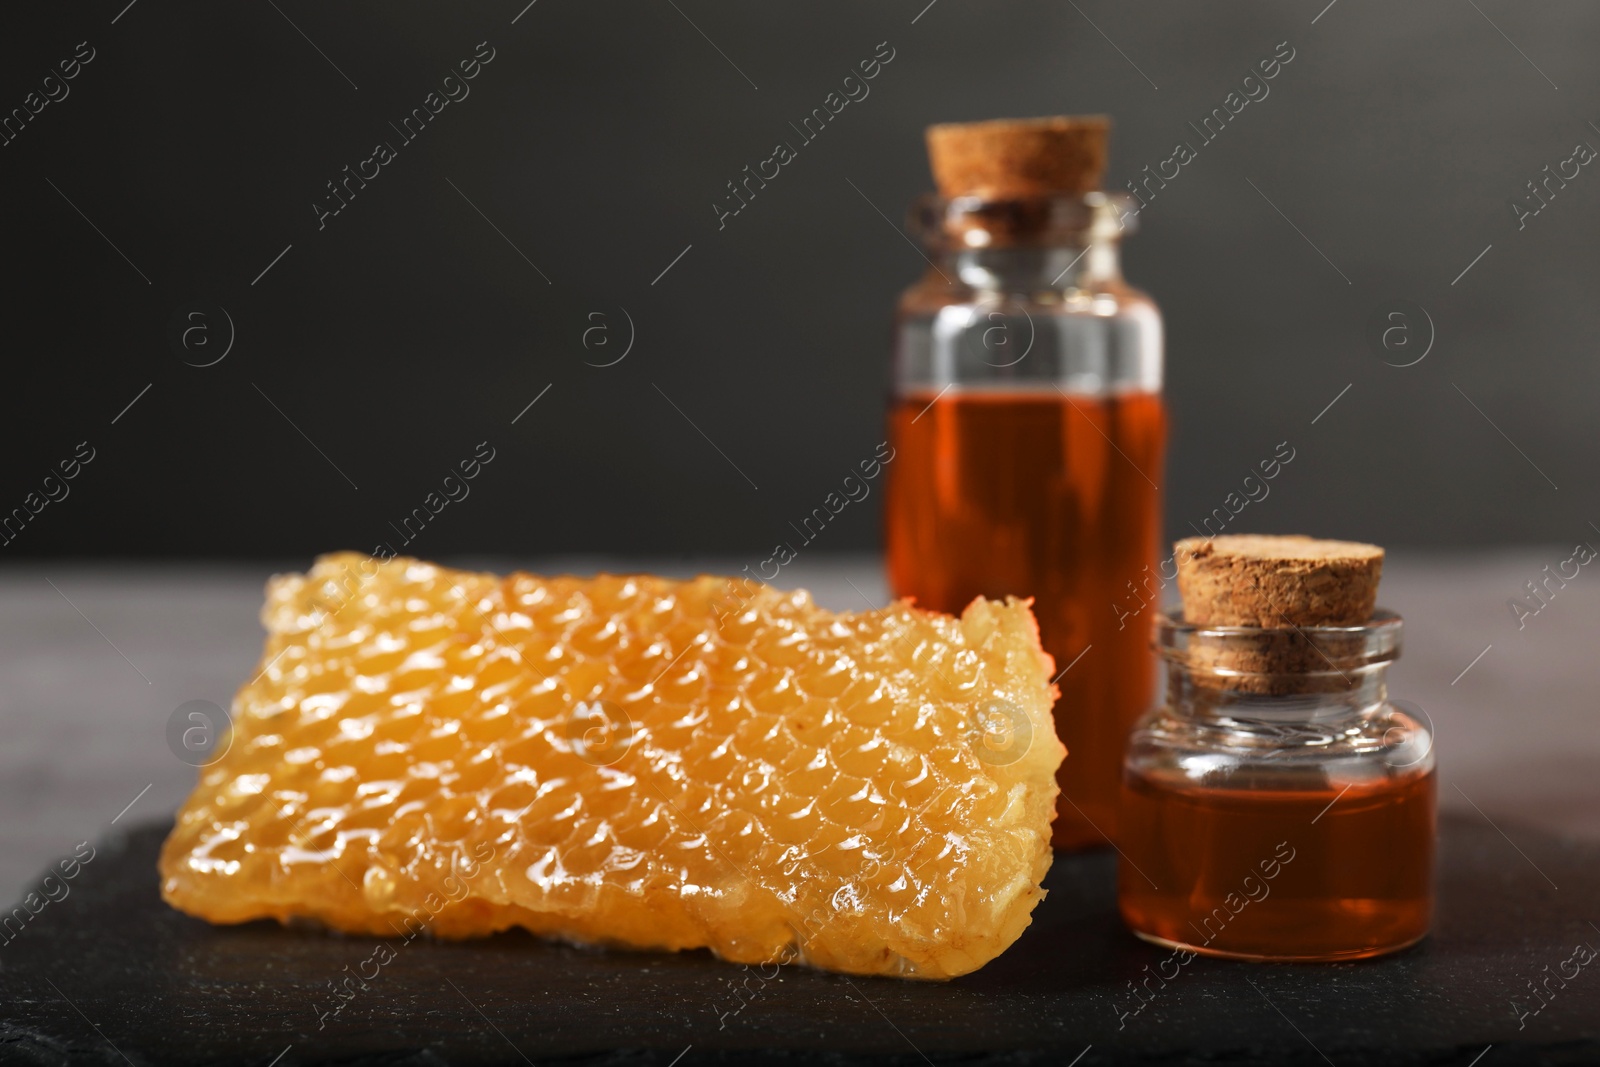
{"left": 886, "top": 389, "right": 1167, "bottom": 849}
{"left": 1118, "top": 768, "right": 1437, "bottom": 961}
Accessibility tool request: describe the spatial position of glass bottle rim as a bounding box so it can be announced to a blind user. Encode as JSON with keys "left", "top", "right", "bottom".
{"left": 908, "top": 190, "right": 1137, "bottom": 250}
{"left": 1155, "top": 608, "right": 1402, "bottom": 674}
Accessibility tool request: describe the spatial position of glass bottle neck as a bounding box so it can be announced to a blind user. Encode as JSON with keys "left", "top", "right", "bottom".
{"left": 1165, "top": 661, "right": 1391, "bottom": 727}
{"left": 910, "top": 190, "right": 1134, "bottom": 294}
{"left": 1154, "top": 610, "right": 1404, "bottom": 728}
{"left": 943, "top": 240, "right": 1122, "bottom": 292}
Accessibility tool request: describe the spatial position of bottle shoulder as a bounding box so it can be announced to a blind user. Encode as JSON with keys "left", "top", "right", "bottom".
{"left": 1125, "top": 703, "right": 1437, "bottom": 790}
{"left": 897, "top": 274, "right": 1159, "bottom": 318}
{"left": 892, "top": 271, "right": 1164, "bottom": 393}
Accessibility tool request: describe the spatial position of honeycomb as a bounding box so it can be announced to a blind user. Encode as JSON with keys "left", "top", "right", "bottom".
{"left": 159, "top": 553, "right": 1063, "bottom": 979}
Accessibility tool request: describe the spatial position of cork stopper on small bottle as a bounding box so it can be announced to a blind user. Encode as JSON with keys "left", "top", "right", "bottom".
{"left": 1172, "top": 535, "right": 1386, "bottom": 692}
{"left": 1175, "top": 534, "right": 1384, "bottom": 628}
{"left": 926, "top": 115, "right": 1110, "bottom": 199}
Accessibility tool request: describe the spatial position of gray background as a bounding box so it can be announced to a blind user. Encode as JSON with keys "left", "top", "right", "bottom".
{"left": 1, "top": 0, "right": 1596, "bottom": 561}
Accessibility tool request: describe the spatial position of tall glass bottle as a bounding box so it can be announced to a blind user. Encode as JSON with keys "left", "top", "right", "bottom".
{"left": 884, "top": 118, "right": 1166, "bottom": 849}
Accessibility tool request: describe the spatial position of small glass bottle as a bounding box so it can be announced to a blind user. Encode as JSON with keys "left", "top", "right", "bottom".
{"left": 1118, "top": 610, "right": 1436, "bottom": 961}
{"left": 884, "top": 117, "right": 1166, "bottom": 850}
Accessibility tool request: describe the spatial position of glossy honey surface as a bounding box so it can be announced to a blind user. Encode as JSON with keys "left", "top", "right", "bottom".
{"left": 1118, "top": 769, "right": 1436, "bottom": 960}
{"left": 160, "top": 553, "right": 1064, "bottom": 979}
{"left": 886, "top": 390, "right": 1167, "bottom": 848}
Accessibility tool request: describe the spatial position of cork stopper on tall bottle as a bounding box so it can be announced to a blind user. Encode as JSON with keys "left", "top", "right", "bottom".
{"left": 1172, "top": 534, "right": 1386, "bottom": 692}
{"left": 925, "top": 115, "right": 1111, "bottom": 199}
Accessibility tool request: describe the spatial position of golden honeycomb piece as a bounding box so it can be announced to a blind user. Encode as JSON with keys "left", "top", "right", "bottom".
{"left": 160, "top": 553, "right": 1064, "bottom": 979}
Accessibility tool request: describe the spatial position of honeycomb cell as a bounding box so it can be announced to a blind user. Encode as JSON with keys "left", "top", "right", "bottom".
{"left": 159, "top": 553, "right": 1064, "bottom": 979}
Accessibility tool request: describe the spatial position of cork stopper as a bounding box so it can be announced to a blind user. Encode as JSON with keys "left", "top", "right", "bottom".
{"left": 926, "top": 115, "right": 1110, "bottom": 199}
{"left": 1171, "top": 535, "right": 1386, "bottom": 695}
{"left": 1174, "top": 534, "right": 1384, "bottom": 628}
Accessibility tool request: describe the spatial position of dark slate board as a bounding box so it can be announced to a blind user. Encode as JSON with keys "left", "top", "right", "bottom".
{"left": 0, "top": 816, "right": 1596, "bottom": 1066}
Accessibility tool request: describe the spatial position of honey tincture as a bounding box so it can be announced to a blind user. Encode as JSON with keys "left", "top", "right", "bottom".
{"left": 1118, "top": 534, "right": 1436, "bottom": 961}
{"left": 884, "top": 116, "right": 1166, "bottom": 850}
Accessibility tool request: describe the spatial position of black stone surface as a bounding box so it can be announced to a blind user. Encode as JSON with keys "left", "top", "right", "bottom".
{"left": 1, "top": 816, "right": 1596, "bottom": 1066}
